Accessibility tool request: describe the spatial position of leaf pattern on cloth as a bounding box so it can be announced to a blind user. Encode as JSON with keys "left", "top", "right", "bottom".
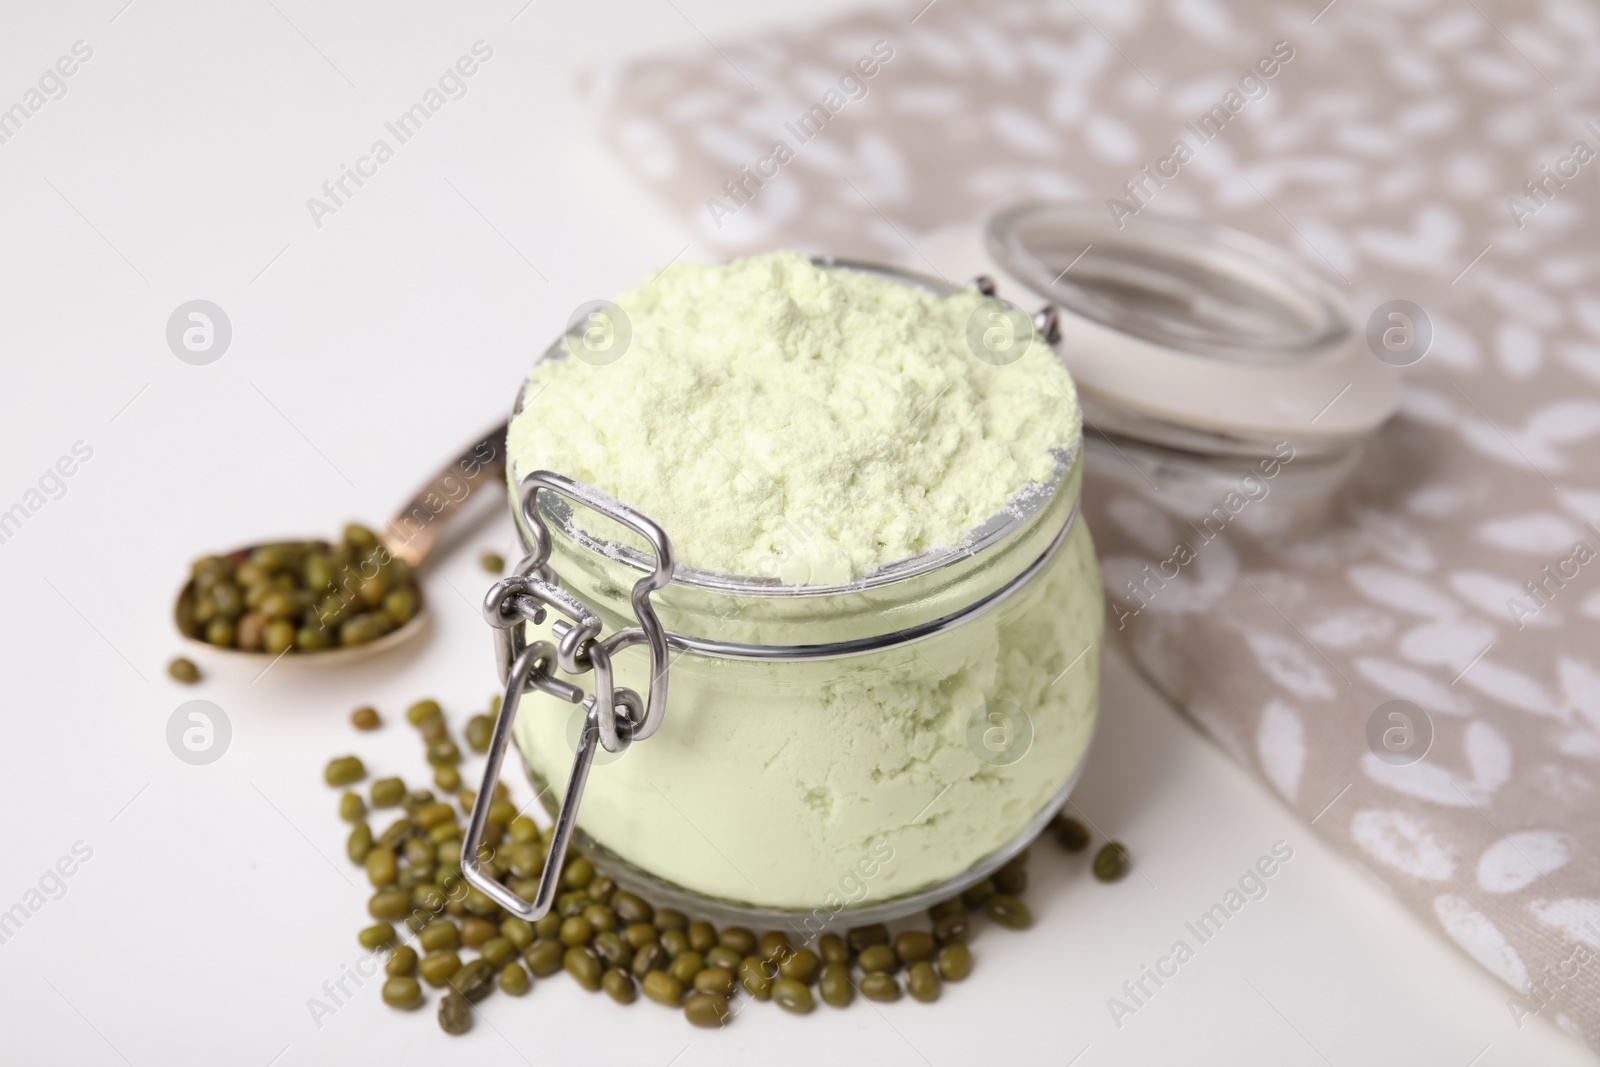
{"left": 1478, "top": 832, "right": 1573, "bottom": 894}
{"left": 1257, "top": 698, "right": 1306, "bottom": 802}
{"left": 1435, "top": 894, "right": 1532, "bottom": 991}
{"left": 1352, "top": 808, "right": 1458, "bottom": 881}
{"left": 599, "top": 0, "right": 1600, "bottom": 1047}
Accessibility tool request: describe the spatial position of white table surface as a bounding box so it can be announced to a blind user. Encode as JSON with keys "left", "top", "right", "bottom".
{"left": 0, "top": 1, "right": 1594, "bottom": 1064}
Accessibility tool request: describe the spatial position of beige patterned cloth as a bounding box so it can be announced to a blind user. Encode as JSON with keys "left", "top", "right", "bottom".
{"left": 596, "top": 0, "right": 1600, "bottom": 1048}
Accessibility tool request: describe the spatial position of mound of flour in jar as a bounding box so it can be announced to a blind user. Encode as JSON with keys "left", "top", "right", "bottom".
{"left": 507, "top": 250, "right": 1080, "bottom": 582}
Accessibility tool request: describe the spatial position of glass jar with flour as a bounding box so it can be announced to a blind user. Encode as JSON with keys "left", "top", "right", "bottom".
{"left": 463, "top": 252, "right": 1103, "bottom": 928}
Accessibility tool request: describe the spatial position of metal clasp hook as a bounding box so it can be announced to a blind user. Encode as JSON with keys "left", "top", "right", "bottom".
{"left": 462, "top": 471, "right": 676, "bottom": 920}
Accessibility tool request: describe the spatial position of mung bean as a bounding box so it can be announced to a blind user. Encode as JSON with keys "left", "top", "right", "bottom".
{"left": 1051, "top": 814, "right": 1090, "bottom": 852}
{"left": 465, "top": 715, "right": 493, "bottom": 754}
{"left": 419, "top": 921, "right": 459, "bottom": 953}
{"left": 524, "top": 939, "right": 564, "bottom": 978}
{"left": 407, "top": 699, "right": 441, "bottom": 725}
{"left": 370, "top": 777, "right": 406, "bottom": 808}
{"left": 739, "top": 956, "right": 773, "bottom": 1000}
{"left": 612, "top": 891, "right": 653, "bottom": 925}
{"left": 994, "top": 852, "right": 1029, "bottom": 895}
{"left": 460, "top": 917, "right": 497, "bottom": 948}
{"left": 368, "top": 890, "right": 410, "bottom": 921}
{"left": 346, "top": 822, "right": 373, "bottom": 864}
{"left": 642, "top": 970, "right": 683, "bottom": 1006}
{"left": 499, "top": 962, "right": 530, "bottom": 996}
{"left": 937, "top": 943, "right": 972, "bottom": 982}
{"left": 894, "top": 930, "right": 936, "bottom": 964}
{"left": 907, "top": 960, "right": 940, "bottom": 1002}
{"left": 479, "top": 937, "right": 516, "bottom": 968}
{"left": 564, "top": 946, "right": 602, "bottom": 991}
{"left": 984, "top": 895, "right": 1032, "bottom": 929}
{"left": 449, "top": 958, "right": 496, "bottom": 1002}
{"left": 1093, "top": 841, "right": 1130, "bottom": 882}
{"left": 501, "top": 917, "right": 534, "bottom": 951}
{"left": 860, "top": 973, "right": 902, "bottom": 1002}
{"left": 778, "top": 948, "right": 820, "bottom": 985}
{"left": 961, "top": 879, "right": 996, "bottom": 908}
{"left": 419, "top": 950, "right": 462, "bottom": 987}
{"left": 667, "top": 951, "right": 704, "bottom": 984}
{"left": 846, "top": 924, "right": 888, "bottom": 952}
{"left": 358, "top": 923, "right": 395, "bottom": 950}
{"left": 759, "top": 930, "right": 791, "bottom": 962}
{"left": 683, "top": 992, "right": 729, "bottom": 1028}
{"left": 704, "top": 945, "right": 742, "bottom": 971}
{"left": 386, "top": 945, "right": 418, "bottom": 977}
{"left": 382, "top": 976, "right": 422, "bottom": 1010}
{"left": 819, "top": 962, "right": 853, "bottom": 1007}
{"left": 594, "top": 931, "right": 633, "bottom": 969}
{"left": 934, "top": 914, "right": 970, "bottom": 945}
{"left": 693, "top": 967, "right": 735, "bottom": 998}
{"left": 324, "top": 756, "right": 365, "bottom": 786}
{"left": 365, "top": 847, "right": 397, "bottom": 888}
{"left": 603, "top": 967, "right": 637, "bottom": 1004}
{"left": 858, "top": 944, "right": 898, "bottom": 974}
{"left": 773, "top": 977, "right": 814, "bottom": 1014}
{"left": 632, "top": 943, "right": 666, "bottom": 978}
{"left": 623, "top": 923, "right": 658, "bottom": 951}
{"left": 438, "top": 992, "right": 471, "bottom": 1034}
{"left": 687, "top": 921, "right": 716, "bottom": 954}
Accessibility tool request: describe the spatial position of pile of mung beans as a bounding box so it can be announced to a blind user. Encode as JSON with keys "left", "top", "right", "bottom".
{"left": 329, "top": 698, "right": 1131, "bottom": 1034}
{"left": 180, "top": 524, "right": 420, "bottom": 653}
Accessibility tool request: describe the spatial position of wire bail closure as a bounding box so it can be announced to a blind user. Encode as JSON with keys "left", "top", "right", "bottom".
{"left": 461, "top": 470, "right": 676, "bottom": 920}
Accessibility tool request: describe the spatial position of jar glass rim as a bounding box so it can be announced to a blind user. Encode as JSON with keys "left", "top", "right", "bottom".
{"left": 987, "top": 201, "right": 1351, "bottom": 364}
{"left": 508, "top": 257, "right": 1082, "bottom": 600}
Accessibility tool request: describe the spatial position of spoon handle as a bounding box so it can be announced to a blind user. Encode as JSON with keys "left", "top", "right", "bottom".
{"left": 381, "top": 422, "right": 508, "bottom": 568}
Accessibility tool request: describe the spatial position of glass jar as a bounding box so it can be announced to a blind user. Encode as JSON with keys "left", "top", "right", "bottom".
{"left": 465, "top": 261, "right": 1103, "bottom": 928}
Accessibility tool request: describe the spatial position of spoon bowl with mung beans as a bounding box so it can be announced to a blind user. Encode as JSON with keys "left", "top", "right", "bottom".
{"left": 172, "top": 423, "right": 507, "bottom": 668}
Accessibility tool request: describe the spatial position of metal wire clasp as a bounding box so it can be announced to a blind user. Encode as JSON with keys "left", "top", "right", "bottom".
{"left": 461, "top": 470, "right": 676, "bottom": 920}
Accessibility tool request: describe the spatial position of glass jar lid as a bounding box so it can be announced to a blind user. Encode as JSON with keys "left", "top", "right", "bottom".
{"left": 951, "top": 201, "right": 1404, "bottom": 503}
{"left": 982, "top": 202, "right": 1399, "bottom": 445}
{"left": 988, "top": 202, "right": 1350, "bottom": 365}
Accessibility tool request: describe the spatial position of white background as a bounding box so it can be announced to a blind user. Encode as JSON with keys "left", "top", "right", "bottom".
{"left": 0, "top": 1, "right": 1594, "bottom": 1064}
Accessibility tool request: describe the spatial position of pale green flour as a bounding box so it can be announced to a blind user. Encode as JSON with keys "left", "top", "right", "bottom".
{"left": 507, "top": 250, "right": 1080, "bottom": 583}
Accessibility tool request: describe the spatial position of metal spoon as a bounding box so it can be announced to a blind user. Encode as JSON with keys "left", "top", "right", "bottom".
{"left": 173, "top": 422, "right": 508, "bottom": 667}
